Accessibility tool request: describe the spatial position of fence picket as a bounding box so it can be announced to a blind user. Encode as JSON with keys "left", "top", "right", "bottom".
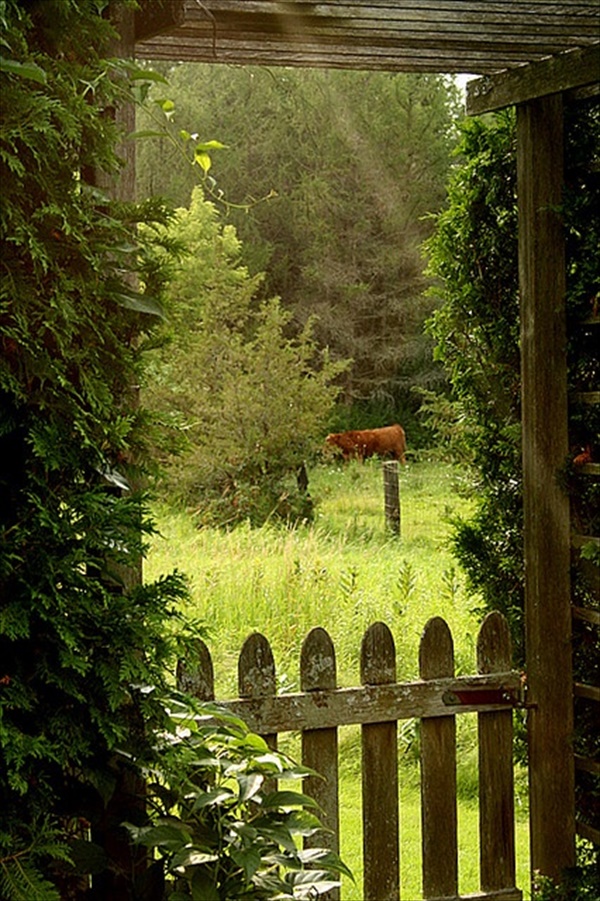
{"left": 176, "top": 638, "right": 215, "bottom": 700}
{"left": 238, "top": 632, "right": 278, "bottom": 754}
{"left": 300, "top": 627, "right": 340, "bottom": 901}
{"left": 174, "top": 613, "right": 523, "bottom": 901}
{"left": 361, "top": 622, "right": 400, "bottom": 901}
{"left": 420, "top": 616, "right": 458, "bottom": 900}
{"left": 477, "top": 612, "right": 520, "bottom": 897}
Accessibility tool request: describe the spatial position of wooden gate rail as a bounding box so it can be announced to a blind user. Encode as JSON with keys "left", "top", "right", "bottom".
{"left": 177, "top": 611, "right": 523, "bottom": 901}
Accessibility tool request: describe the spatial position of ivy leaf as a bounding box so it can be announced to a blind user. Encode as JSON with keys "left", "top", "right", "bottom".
{"left": 128, "top": 130, "right": 169, "bottom": 140}
{"left": 127, "top": 67, "right": 168, "bottom": 84}
{"left": 284, "top": 809, "right": 323, "bottom": 836}
{"left": 125, "top": 822, "right": 191, "bottom": 851}
{"left": 195, "top": 140, "right": 227, "bottom": 151}
{"left": 190, "top": 869, "right": 219, "bottom": 901}
{"left": 193, "top": 150, "right": 211, "bottom": 173}
{"left": 192, "top": 788, "right": 235, "bottom": 810}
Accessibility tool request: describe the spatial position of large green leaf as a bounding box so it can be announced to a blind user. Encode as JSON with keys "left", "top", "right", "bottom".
{"left": 230, "top": 845, "right": 262, "bottom": 881}
{"left": 170, "top": 847, "right": 218, "bottom": 870}
{"left": 113, "top": 292, "right": 165, "bottom": 318}
{"left": 126, "top": 822, "right": 191, "bottom": 851}
{"left": 190, "top": 868, "right": 220, "bottom": 901}
{"left": 237, "top": 771, "right": 264, "bottom": 802}
{"left": 0, "top": 57, "right": 47, "bottom": 83}
{"left": 192, "top": 787, "right": 235, "bottom": 810}
{"left": 262, "top": 790, "right": 319, "bottom": 810}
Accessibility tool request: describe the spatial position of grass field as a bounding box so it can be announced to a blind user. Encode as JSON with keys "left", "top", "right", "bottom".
{"left": 146, "top": 460, "right": 531, "bottom": 899}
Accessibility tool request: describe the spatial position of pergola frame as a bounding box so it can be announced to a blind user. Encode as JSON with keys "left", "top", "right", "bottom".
{"left": 114, "top": 0, "right": 600, "bottom": 886}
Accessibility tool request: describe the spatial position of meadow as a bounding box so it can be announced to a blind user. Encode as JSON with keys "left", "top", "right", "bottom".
{"left": 146, "top": 459, "right": 531, "bottom": 899}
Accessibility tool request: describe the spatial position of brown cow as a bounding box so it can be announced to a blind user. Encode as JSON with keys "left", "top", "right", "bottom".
{"left": 325, "top": 424, "right": 406, "bottom": 463}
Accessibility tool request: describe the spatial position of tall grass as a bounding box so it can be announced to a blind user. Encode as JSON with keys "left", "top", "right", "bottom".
{"left": 146, "top": 460, "right": 530, "bottom": 898}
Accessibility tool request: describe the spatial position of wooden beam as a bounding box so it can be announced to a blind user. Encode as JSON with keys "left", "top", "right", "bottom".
{"left": 201, "top": 671, "right": 523, "bottom": 734}
{"left": 467, "top": 43, "right": 600, "bottom": 114}
{"left": 134, "top": 0, "right": 185, "bottom": 42}
{"left": 517, "top": 94, "right": 575, "bottom": 884}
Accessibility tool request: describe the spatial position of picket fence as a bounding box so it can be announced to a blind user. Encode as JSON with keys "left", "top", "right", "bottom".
{"left": 177, "top": 611, "right": 524, "bottom": 901}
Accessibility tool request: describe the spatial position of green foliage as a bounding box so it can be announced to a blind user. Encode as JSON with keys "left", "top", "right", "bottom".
{"left": 145, "top": 188, "right": 348, "bottom": 526}
{"left": 136, "top": 66, "right": 461, "bottom": 418}
{"left": 532, "top": 841, "right": 600, "bottom": 901}
{"left": 424, "top": 111, "right": 524, "bottom": 658}
{"left": 126, "top": 693, "right": 352, "bottom": 900}
{"left": 425, "top": 97, "right": 599, "bottom": 667}
{"left": 0, "top": 1, "right": 199, "bottom": 894}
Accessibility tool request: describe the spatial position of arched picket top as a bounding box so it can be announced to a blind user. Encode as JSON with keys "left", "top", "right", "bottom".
{"left": 238, "top": 631, "right": 276, "bottom": 699}
{"left": 478, "top": 610, "right": 513, "bottom": 674}
{"left": 419, "top": 615, "right": 455, "bottom": 679}
{"left": 176, "top": 637, "right": 215, "bottom": 700}
{"left": 360, "top": 621, "right": 396, "bottom": 685}
{"left": 360, "top": 621, "right": 399, "bottom": 901}
{"left": 477, "top": 611, "right": 518, "bottom": 894}
{"left": 301, "top": 626, "right": 337, "bottom": 691}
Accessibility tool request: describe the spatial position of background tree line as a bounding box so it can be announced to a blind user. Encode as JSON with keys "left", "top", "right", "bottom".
{"left": 136, "top": 64, "right": 462, "bottom": 436}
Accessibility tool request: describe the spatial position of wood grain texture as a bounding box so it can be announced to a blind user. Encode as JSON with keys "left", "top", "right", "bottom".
{"left": 361, "top": 622, "right": 399, "bottom": 901}
{"left": 517, "top": 94, "right": 575, "bottom": 879}
{"left": 419, "top": 616, "right": 458, "bottom": 900}
{"left": 477, "top": 613, "right": 519, "bottom": 896}
{"left": 301, "top": 628, "right": 340, "bottom": 901}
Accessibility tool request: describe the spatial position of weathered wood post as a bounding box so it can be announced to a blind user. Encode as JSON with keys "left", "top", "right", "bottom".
{"left": 301, "top": 628, "right": 340, "bottom": 901}
{"left": 517, "top": 93, "right": 575, "bottom": 880}
{"left": 382, "top": 460, "right": 400, "bottom": 535}
{"left": 361, "top": 622, "right": 400, "bottom": 901}
{"left": 419, "top": 616, "right": 458, "bottom": 900}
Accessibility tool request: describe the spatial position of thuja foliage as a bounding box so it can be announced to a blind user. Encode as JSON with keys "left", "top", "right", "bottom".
{"left": 425, "top": 100, "right": 599, "bottom": 663}
{"left": 424, "top": 111, "right": 524, "bottom": 659}
{"left": 0, "top": 1, "right": 194, "bottom": 896}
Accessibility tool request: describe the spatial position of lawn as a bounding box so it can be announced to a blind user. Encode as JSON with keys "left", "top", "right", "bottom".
{"left": 145, "top": 459, "right": 531, "bottom": 899}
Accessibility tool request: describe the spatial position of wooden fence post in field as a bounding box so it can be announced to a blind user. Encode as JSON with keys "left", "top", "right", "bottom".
{"left": 176, "top": 638, "right": 215, "bottom": 700}
{"left": 420, "top": 616, "right": 458, "bottom": 900}
{"left": 382, "top": 460, "right": 400, "bottom": 535}
{"left": 239, "top": 632, "right": 278, "bottom": 754}
{"left": 361, "top": 622, "right": 400, "bottom": 901}
{"left": 477, "top": 612, "right": 519, "bottom": 897}
{"left": 301, "top": 627, "right": 340, "bottom": 901}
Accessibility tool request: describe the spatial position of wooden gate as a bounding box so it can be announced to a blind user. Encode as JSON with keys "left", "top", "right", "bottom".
{"left": 178, "top": 611, "right": 524, "bottom": 901}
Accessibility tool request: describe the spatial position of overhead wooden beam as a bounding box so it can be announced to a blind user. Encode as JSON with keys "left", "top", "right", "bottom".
{"left": 134, "top": 0, "right": 185, "bottom": 43}
{"left": 517, "top": 93, "right": 575, "bottom": 884}
{"left": 467, "top": 43, "right": 600, "bottom": 114}
{"left": 134, "top": 1, "right": 600, "bottom": 74}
